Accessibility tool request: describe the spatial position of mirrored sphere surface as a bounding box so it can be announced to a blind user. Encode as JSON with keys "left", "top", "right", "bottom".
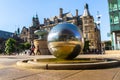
{"left": 47, "top": 23, "right": 83, "bottom": 59}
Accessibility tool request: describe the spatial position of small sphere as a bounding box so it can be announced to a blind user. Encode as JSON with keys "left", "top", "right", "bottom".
{"left": 47, "top": 22, "right": 83, "bottom": 59}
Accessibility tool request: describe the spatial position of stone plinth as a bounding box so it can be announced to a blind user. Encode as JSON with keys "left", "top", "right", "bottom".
{"left": 33, "top": 39, "right": 51, "bottom": 55}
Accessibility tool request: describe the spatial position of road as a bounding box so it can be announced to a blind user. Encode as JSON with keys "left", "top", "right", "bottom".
{"left": 0, "top": 54, "right": 120, "bottom": 80}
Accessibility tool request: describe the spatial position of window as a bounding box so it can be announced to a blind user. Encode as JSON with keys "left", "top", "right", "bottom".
{"left": 113, "top": 14, "right": 119, "bottom": 24}
{"left": 118, "top": 0, "right": 120, "bottom": 10}
{"left": 23, "top": 32, "right": 26, "bottom": 35}
{"left": 109, "top": 0, "right": 118, "bottom": 11}
{"left": 85, "top": 26, "right": 89, "bottom": 31}
{"left": 109, "top": 2, "right": 112, "bottom": 12}
{"left": 84, "top": 20, "right": 87, "bottom": 24}
{"left": 91, "top": 42, "right": 94, "bottom": 46}
{"left": 90, "top": 27, "right": 93, "bottom": 31}
{"left": 119, "top": 12, "right": 120, "bottom": 19}
{"left": 113, "top": 0, "right": 118, "bottom": 11}
{"left": 85, "top": 27, "right": 87, "bottom": 31}
{"left": 113, "top": 3, "right": 117, "bottom": 11}
{"left": 89, "top": 20, "right": 93, "bottom": 23}
{"left": 24, "top": 37, "right": 27, "bottom": 42}
{"left": 110, "top": 15, "right": 114, "bottom": 24}
{"left": 90, "top": 34, "right": 94, "bottom": 39}
{"left": 86, "top": 33, "right": 88, "bottom": 39}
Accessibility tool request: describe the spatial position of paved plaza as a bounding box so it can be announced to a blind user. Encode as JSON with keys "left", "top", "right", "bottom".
{"left": 0, "top": 54, "right": 120, "bottom": 80}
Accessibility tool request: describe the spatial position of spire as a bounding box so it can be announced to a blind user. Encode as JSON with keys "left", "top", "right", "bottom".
{"left": 76, "top": 9, "right": 78, "bottom": 17}
{"left": 85, "top": 3, "right": 88, "bottom": 9}
{"left": 32, "top": 16, "right": 35, "bottom": 21}
{"left": 82, "top": 3, "right": 91, "bottom": 16}
{"left": 36, "top": 13, "right": 38, "bottom": 19}
{"left": 32, "top": 14, "right": 40, "bottom": 27}
{"left": 59, "top": 8, "right": 63, "bottom": 18}
{"left": 17, "top": 27, "right": 20, "bottom": 35}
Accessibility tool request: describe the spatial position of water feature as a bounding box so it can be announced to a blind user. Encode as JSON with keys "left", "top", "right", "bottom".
{"left": 16, "top": 23, "right": 120, "bottom": 70}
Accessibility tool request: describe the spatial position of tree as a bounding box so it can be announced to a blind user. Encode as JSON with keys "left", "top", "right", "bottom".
{"left": 18, "top": 43, "right": 25, "bottom": 52}
{"left": 17, "top": 42, "right": 31, "bottom": 52}
{"left": 24, "top": 42, "right": 31, "bottom": 49}
{"left": 5, "top": 38, "right": 16, "bottom": 55}
{"left": 105, "top": 41, "right": 112, "bottom": 50}
{"left": 0, "top": 38, "right": 6, "bottom": 54}
{"left": 83, "top": 40, "right": 90, "bottom": 53}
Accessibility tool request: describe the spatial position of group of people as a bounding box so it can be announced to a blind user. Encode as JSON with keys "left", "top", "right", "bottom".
{"left": 24, "top": 46, "right": 35, "bottom": 55}
{"left": 24, "top": 45, "right": 41, "bottom": 55}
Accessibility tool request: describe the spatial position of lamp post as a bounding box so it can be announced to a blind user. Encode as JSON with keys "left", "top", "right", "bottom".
{"left": 96, "top": 11, "right": 102, "bottom": 54}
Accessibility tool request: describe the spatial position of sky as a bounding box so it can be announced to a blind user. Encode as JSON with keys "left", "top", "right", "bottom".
{"left": 0, "top": 0, "right": 110, "bottom": 41}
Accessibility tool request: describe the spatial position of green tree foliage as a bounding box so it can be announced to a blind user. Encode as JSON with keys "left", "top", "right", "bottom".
{"left": 4, "top": 38, "right": 31, "bottom": 55}
{"left": 105, "top": 41, "right": 112, "bottom": 50}
{"left": 0, "top": 49, "right": 3, "bottom": 54}
{"left": 0, "top": 39, "right": 5, "bottom": 54}
{"left": 83, "top": 40, "right": 90, "bottom": 53}
{"left": 18, "top": 42, "right": 31, "bottom": 51}
{"left": 24, "top": 42, "right": 31, "bottom": 49}
{"left": 5, "top": 38, "right": 16, "bottom": 55}
{"left": 18, "top": 43, "right": 25, "bottom": 51}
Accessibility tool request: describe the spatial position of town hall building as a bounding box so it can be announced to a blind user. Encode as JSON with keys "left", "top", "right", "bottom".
{"left": 20, "top": 4, "right": 101, "bottom": 52}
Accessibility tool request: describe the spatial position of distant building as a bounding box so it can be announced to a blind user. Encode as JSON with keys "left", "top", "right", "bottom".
{"left": 0, "top": 30, "right": 13, "bottom": 39}
{"left": 81, "top": 4, "right": 101, "bottom": 51}
{"left": 0, "top": 30, "right": 14, "bottom": 52}
{"left": 108, "top": 0, "right": 120, "bottom": 50}
{"left": 20, "top": 15, "right": 39, "bottom": 42}
{"left": 20, "top": 3, "right": 101, "bottom": 52}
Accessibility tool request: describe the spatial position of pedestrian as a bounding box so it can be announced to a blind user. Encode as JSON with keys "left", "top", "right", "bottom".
{"left": 30, "top": 47, "right": 35, "bottom": 55}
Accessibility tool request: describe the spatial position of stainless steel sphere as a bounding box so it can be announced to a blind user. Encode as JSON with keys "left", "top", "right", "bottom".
{"left": 47, "top": 23, "right": 83, "bottom": 59}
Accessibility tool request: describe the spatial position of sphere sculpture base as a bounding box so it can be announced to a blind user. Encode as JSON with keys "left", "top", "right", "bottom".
{"left": 16, "top": 57, "right": 120, "bottom": 70}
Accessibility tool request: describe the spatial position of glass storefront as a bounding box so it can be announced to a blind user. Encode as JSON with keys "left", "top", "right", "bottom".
{"left": 108, "top": 0, "right": 120, "bottom": 49}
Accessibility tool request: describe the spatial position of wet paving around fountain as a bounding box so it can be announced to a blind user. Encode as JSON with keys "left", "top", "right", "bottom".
{"left": 0, "top": 54, "right": 120, "bottom": 80}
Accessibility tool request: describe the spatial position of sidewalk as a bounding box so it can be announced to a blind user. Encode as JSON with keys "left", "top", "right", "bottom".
{"left": 0, "top": 54, "right": 120, "bottom": 80}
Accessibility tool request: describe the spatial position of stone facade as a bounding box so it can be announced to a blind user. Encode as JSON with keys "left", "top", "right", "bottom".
{"left": 20, "top": 3, "right": 101, "bottom": 51}
{"left": 20, "top": 16, "right": 39, "bottom": 42}
{"left": 81, "top": 4, "right": 101, "bottom": 51}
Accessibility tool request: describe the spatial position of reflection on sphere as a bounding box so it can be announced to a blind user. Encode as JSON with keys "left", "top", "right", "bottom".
{"left": 47, "top": 22, "right": 83, "bottom": 59}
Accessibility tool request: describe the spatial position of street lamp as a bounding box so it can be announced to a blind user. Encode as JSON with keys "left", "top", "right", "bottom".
{"left": 96, "top": 11, "right": 102, "bottom": 54}
{"left": 96, "top": 11, "right": 102, "bottom": 29}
